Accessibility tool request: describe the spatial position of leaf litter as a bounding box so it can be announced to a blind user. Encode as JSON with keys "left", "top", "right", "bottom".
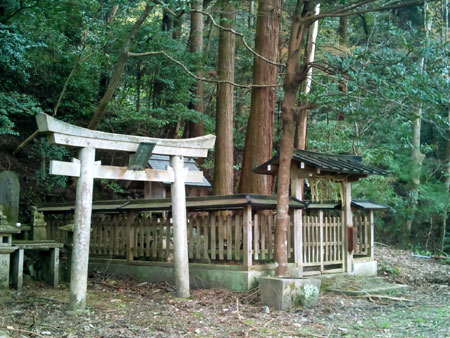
{"left": 0, "top": 244, "right": 449, "bottom": 337}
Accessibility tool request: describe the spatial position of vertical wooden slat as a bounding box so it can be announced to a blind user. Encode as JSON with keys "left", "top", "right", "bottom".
{"left": 320, "top": 211, "right": 324, "bottom": 271}
{"left": 158, "top": 219, "right": 164, "bottom": 259}
{"left": 188, "top": 216, "right": 194, "bottom": 259}
{"left": 287, "top": 213, "right": 291, "bottom": 259}
{"left": 226, "top": 214, "right": 232, "bottom": 260}
{"left": 165, "top": 218, "right": 171, "bottom": 260}
{"left": 195, "top": 216, "right": 201, "bottom": 260}
{"left": 260, "top": 214, "right": 266, "bottom": 261}
{"left": 218, "top": 215, "right": 224, "bottom": 260}
{"left": 211, "top": 213, "right": 216, "bottom": 260}
{"left": 202, "top": 215, "right": 209, "bottom": 260}
{"left": 253, "top": 214, "right": 259, "bottom": 260}
{"left": 335, "top": 215, "right": 338, "bottom": 261}
{"left": 234, "top": 213, "right": 241, "bottom": 261}
{"left": 341, "top": 211, "right": 345, "bottom": 265}
{"left": 126, "top": 212, "right": 135, "bottom": 262}
{"left": 243, "top": 205, "right": 252, "bottom": 267}
{"left": 267, "top": 214, "right": 273, "bottom": 260}
{"left": 369, "top": 210, "right": 374, "bottom": 260}
{"left": 151, "top": 218, "right": 157, "bottom": 258}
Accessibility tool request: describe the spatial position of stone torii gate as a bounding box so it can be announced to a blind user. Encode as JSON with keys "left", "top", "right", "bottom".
{"left": 35, "top": 113, "right": 215, "bottom": 312}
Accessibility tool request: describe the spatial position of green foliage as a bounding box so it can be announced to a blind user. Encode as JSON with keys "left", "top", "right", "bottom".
{"left": 0, "top": 91, "right": 42, "bottom": 135}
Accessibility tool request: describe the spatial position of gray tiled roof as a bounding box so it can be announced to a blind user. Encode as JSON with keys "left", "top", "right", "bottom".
{"left": 254, "top": 149, "right": 388, "bottom": 176}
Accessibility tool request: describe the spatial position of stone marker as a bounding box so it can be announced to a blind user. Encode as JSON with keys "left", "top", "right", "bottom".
{"left": 0, "top": 171, "right": 20, "bottom": 225}
{"left": 259, "top": 277, "right": 322, "bottom": 310}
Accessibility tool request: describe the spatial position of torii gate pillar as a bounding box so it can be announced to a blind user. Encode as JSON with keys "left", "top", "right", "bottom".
{"left": 171, "top": 155, "right": 189, "bottom": 297}
{"left": 69, "top": 147, "right": 95, "bottom": 311}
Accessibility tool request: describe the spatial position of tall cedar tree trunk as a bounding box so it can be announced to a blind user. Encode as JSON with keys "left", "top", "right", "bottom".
{"left": 88, "top": 3, "right": 153, "bottom": 130}
{"left": 213, "top": 0, "right": 235, "bottom": 195}
{"left": 294, "top": 3, "right": 319, "bottom": 150}
{"left": 440, "top": 108, "right": 450, "bottom": 251}
{"left": 187, "top": 0, "right": 205, "bottom": 139}
{"left": 275, "top": 0, "right": 312, "bottom": 276}
{"left": 239, "top": 0, "right": 282, "bottom": 194}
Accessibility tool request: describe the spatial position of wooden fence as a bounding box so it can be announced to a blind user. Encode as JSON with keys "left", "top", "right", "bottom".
{"left": 353, "top": 212, "right": 373, "bottom": 258}
{"left": 302, "top": 213, "right": 345, "bottom": 272}
{"left": 45, "top": 209, "right": 374, "bottom": 269}
{"left": 46, "top": 211, "right": 295, "bottom": 266}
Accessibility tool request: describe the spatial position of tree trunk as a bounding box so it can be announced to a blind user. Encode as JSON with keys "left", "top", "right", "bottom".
{"left": 440, "top": 108, "right": 450, "bottom": 252}
{"left": 239, "top": 0, "right": 282, "bottom": 195}
{"left": 275, "top": 0, "right": 311, "bottom": 276}
{"left": 187, "top": 0, "right": 205, "bottom": 139}
{"left": 338, "top": 16, "right": 348, "bottom": 46}
{"left": 98, "top": 4, "right": 119, "bottom": 100}
{"left": 213, "top": 0, "right": 236, "bottom": 195}
{"left": 295, "top": 3, "right": 319, "bottom": 150}
{"left": 88, "top": 3, "right": 153, "bottom": 130}
{"left": 405, "top": 57, "right": 425, "bottom": 239}
{"left": 136, "top": 60, "right": 142, "bottom": 112}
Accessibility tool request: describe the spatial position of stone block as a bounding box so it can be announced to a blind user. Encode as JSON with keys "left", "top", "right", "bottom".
{"left": 354, "top": 260, "right": 377, "bottom": 277}
{"left": 260, "top": 277, "right": 321, "bottom": 310}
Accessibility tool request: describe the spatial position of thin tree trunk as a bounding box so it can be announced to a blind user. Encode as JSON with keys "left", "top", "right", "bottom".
{"left": 188, "top": 0, "right": 205, "bottom": 139}
{"left": 136, "top": 60, "right": 142, "bottom": 112}
{"left": 88, "top": 3, "right": 153, "bottom": 130}
{"left": 295, "top": 3, "right": 319, "bottom": 150}
{"left": 338, "top": 16, "right": 348, "bottom": 46}
{"left": 440, "top": 108, "right": 450, "bottom": 251}
{"left": 275, "top": 0, "right": 311, "bottom": 276}
{"left": 213, "top": 0, "right": 235, "bottom": 195}
{"left": 239, "top": 0, "right": 282, "bottom": 195}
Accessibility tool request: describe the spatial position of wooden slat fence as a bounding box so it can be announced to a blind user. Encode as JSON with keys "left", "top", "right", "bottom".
{"left": 45, "top": 209, "right": 348, "bottom": 268}
{"left": 302, "top": 211, "right": 344, "bottom": 270}
{"left": 353, "top": 214, "right": 370, "bottom": 256}
{"left": 45, "top": 210, "right": 298, "bottom": 265}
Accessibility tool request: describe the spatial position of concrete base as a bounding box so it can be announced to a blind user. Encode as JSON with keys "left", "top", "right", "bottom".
{"left": 89, "top": 259, "right": 303, "bottom": 291}
{"left": 259, "top": 277, "right": 321, "bottom": 310}
{"left": 354, "top": 260, "right": 377, "bottom": 277}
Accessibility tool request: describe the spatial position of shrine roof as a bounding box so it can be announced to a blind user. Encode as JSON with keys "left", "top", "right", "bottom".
{"left": 253, "top": 149, "right": 388, "bottom": 177}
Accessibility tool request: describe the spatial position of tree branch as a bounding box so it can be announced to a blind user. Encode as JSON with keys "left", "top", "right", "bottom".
{"left": 128, "top": 51, "right": 282, "bottom": 88}
{"left": 191, "top": 9, "right": 285, "bottom": 67}
{"left": 1, "top": 0, "right": 40, "bottom": 24}
{"left": 313, "top": 0, "right": 430, "bottom": 20}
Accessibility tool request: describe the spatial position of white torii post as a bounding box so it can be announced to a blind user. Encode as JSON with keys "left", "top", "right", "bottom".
{"left": 70, "top": 147, "right": 95, "bottom": 310}
{"left": 35, "top": 113, "right": 215, "bottom": 312}
{"left": 171, "top": 155, "right": 189, "bottom": 297}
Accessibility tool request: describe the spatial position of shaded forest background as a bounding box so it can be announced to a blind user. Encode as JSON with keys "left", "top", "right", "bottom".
{"left": 0, "top": 0, "right": 448, "bottom": 254}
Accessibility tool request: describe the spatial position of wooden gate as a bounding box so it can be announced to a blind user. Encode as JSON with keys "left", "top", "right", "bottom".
{"left": 302, "top": 211, "right": 344, "bottom": 272}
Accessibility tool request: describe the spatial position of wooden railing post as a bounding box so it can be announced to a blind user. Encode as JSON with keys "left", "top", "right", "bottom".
{"left": 126, "top": 212, "right": 136, "bottom": 262}
{"left": 243, "top": 205, "right": 252, "bottom": 267}
{"left": 369, "top": 210, "right": 374, "bottom": 260}
{"left": 342, "top": 181, "right": 354, "bottom": 274}
{"left": 319, "top": 210, "right": 324, "bottom": 272}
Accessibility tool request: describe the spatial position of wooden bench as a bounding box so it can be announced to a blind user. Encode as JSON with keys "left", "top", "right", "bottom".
{"left": 11, "top": 240, "right": 64, "bottom": 291}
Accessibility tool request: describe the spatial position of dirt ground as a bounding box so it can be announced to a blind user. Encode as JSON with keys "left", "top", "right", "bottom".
{"left": 1, "top": 245, "right": 449, "bottom": 338}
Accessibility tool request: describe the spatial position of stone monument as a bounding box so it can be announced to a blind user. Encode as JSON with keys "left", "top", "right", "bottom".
{"left": 0, "top": 171, "right": 20, "bottom": 225}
